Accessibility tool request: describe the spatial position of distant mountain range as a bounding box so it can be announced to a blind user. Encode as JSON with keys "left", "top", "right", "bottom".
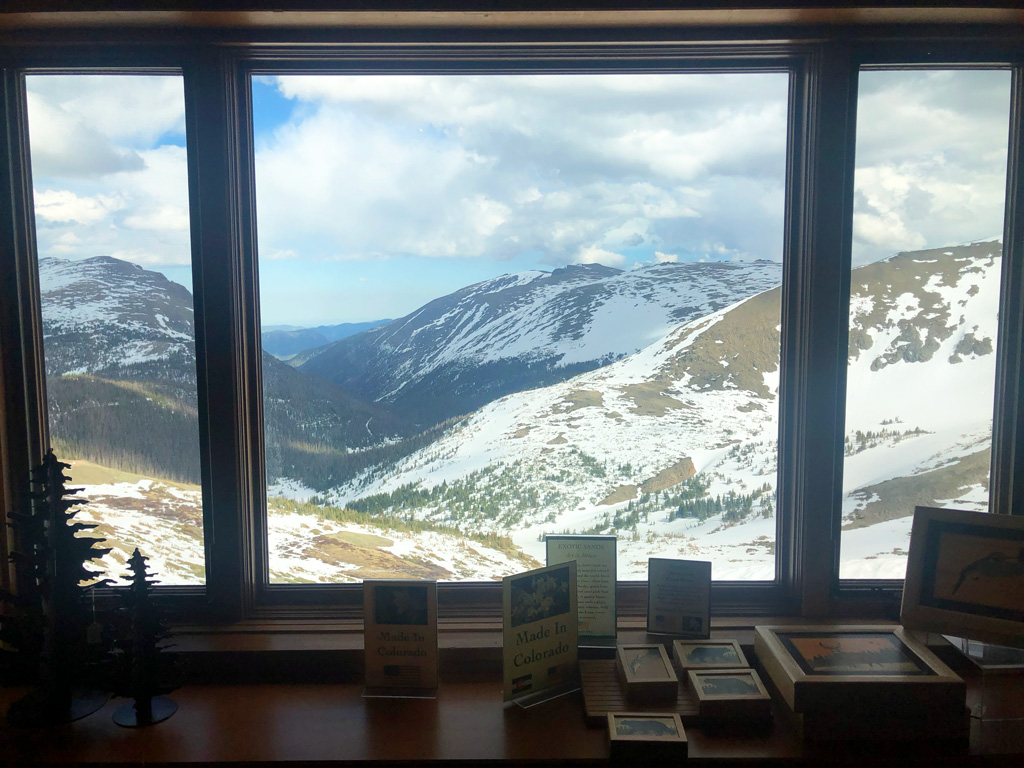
{"left": 261, "top": 320, "right": 391, "bottom": 360}
{"left": 298, "top": 260, "right": 783, "bottom": 426}
{"left": 39, "top": 241, "right": 1000, "bottom": 580}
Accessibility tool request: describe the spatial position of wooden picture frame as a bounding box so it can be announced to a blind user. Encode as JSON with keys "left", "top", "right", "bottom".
{"left": 646, "top": 558, "right": 711, "bottom": 638}
{"left": 688, "top": 668, "right": 771, "bottom": 719}
{"left": 607, "top": 712, "right": 687, "bottom": 759}
{"left": 902, "top": 506, "right": 1024, "bottom": 648}
{"left": 673, "top": 639, "right": 748, "bottom": 670}
{"left": 545, "top": 534, "right": 617, "bottom": 639}
{"left": 616, "top": 644, "right": 678, "bottom": 703}
{"left": 754, "top": 624, "right": 964, "bottom": 714}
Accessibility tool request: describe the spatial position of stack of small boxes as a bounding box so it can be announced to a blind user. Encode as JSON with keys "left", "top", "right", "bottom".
{"left": 673, "top": 639, "right": 772, "bottom": 720}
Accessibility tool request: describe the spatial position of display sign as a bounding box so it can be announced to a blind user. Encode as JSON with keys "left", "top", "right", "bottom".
{"left": 545, "top": 534, "right": 616, "bottom": 639}
{"left": 646, "top": 558, "right": 711, "bottom": 638}
{"left": 502, "top": 561, "right": 578, "bottom": 702}
{"left": 363, "top": 579, "right": 438, "bottom": 694}
{"left": 902, "top": 505, "right": 1024, "bottom": 648}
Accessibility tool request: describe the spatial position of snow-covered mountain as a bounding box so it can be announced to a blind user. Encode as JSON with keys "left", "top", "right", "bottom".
{"left": 37, "top": 240, "right": 1001, "bottom": 584}
{"left": 40, "top": 255, "right": 195, "bottom": 376}
{"left": 38, "top": 255, "right": 408, "bottom": 487}
{"left": 299, "top": 260, "right": 783, "bottom": 426}
{"left": 316, "top": 240, "right": 1000, "bottom": 580}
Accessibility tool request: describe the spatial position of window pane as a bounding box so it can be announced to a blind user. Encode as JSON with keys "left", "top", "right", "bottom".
{"left": 840, "top": 69, "right": 1011, "bottom": 579}
{"left": 253, "top": 72, "right": 788, "bottom": 583}
{"left": 27, "top": 74, "right": 205, "bottom": 585}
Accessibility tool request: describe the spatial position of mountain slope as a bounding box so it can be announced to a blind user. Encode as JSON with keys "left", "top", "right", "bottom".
{"left": 299, "top": 260, "right": 783, "bottom": 426}
{"left": 321, "top": 241, "right": 1000, "bottom": 580}
{"left": 39, "top": 256, "right": 408, "bottom": 488}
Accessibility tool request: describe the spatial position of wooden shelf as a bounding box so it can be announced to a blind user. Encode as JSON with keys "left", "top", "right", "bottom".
{"left": 3, "top": 666, "right": 1024, "bottom": 765}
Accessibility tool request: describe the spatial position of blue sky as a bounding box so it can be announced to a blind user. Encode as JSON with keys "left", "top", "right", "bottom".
{"left": 25, "top": 69, "right": 1012, "bottom": 328}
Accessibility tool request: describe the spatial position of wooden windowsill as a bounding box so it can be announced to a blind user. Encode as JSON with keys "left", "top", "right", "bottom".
{"left": 2, "top": 663, "right": 1023, "bottom": 765}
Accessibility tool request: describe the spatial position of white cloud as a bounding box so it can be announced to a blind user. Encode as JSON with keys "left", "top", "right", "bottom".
{"left": 34, "top": 189, "right": 123, "bottom": 224}
{"left": 28, "top": 75, "right": 186, "bottom": 150}
{"left": 123, "top": 205, "right": 190, "bottom": 232}
{"left": 852, "top": 69, "right": 1011, "bottom": 265}
{"left": 26, "top": 92, "right": 144, "bottom": 178}
{"left": 253, "top": 72, "right": 790, "bottom": 268}
{"left": 573, "top": 245, "right": 625, "bottom": 267}
{"left": 654, "top": 251, "right": 678, "bottom": 263}
{"left": 265, "top": 248, "right": 299, "bottom": 261}
{"left": 28, "top": 77, "right": 194, "bottom": 269}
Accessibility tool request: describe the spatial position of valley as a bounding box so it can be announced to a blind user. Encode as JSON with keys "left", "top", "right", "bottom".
{"left": 38, "top": 240, "right": 1000, "bottom": 584}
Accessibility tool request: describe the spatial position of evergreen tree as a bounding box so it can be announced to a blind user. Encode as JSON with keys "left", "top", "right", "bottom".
{"left": 111, "top": 548, "right": 179, "bottom": 726}
{"left": 2, "top": 450, "right": 111, "bottom": 725}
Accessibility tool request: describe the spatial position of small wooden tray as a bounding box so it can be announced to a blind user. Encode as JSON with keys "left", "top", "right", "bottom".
{"left": 688, "top": 668, "right": 772, "bottom": 719}
{"left": 608, "top": 712, "right": 687, "bottom": 760}
{"left": 579, "top": 659, "right": 698, "bottom": 726}
{"left": 616, "top": 644, "right": 678, "bottom": 703}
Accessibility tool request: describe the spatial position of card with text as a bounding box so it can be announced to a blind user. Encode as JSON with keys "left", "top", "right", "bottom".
{"left": 546, "top": 534, "right": 616, "bottom": 639}
{"left": 502, "top": 561, "right": 578, "bottom": 702}
{"left": 364, "top": 580, "right": 438, "bottom": 693}
{"left": 646, "top": 558, "right": 711, "bottom": 638}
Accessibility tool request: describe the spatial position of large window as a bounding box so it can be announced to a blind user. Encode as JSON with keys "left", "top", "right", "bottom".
{"left": 0, "top": 27, "right": 1020, "bottom": 621}
{"left": 840, "top": 69, "right": 1012, "bottom": 579}
{"left": 24, "top": 73, "right": 206, "bottom": 586}
{"left": 252, "top": 72, "right": 789, "bottom": 584}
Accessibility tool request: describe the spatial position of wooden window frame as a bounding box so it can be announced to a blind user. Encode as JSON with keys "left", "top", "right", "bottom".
{"left": 0, "top": 23, "right": 1021, "bottom": 628}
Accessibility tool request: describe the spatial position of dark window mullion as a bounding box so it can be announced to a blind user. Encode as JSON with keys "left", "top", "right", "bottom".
{"left": 0, "top": 67, "right": 47, "bottom": 602}
{"left": 992, "top": 64, "right": 1024, "bottom": 518}
{"left": 184, "top": 49, "right": 253, "bottom": 621}
{"left": 780, "top": 41, "right": 858, "bottom": 617}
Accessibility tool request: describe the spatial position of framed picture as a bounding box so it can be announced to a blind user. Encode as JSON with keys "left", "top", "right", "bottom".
{"left": 754, "top": 624, "right": 964, "bottom": 713}
{"left": 646, "top": 558, "right": 711, "bottom": 638}
{"left": 673, "top": 639, "right": 748, "bottom": 670}
{"left": 501, "top": 561, "right": 578, "bottom": 702}
{"left": 607, "top": 712, "right": 687, "bottom": 759}
{"left": 363, "top": 580, "right": 438, "bottom": 693}
{"left": 902, "top": 506, "right": 1024, "bottom": 648}
{"left": 688, "top": 669, "right": 771, "bottom": 718}
{"left": 545, "top": 534, "right": 616, "bottom": 639}
{"left": 616, "top": 644, "right": 678, "bottom": 703}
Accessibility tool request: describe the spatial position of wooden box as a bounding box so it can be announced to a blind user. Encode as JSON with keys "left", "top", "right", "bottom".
{"left": 688, "top": 668, "right": 771, "bottom": 719}
{"left": 754, "top": 625, "right": 965, "bottom": 716}
{"left": 673, "top": 639, "right": 749, "bottom": 670}
{"left": 616, "top": 644, "right": 678, "bottom": 704}
{"left": 607, "top": 712, "right": 687, "bottom": 759}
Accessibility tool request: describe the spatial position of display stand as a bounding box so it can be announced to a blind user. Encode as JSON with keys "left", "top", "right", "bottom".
{"left": 579, "top": 636, "right": 617, "bottom": 653}
{"left": 362, "top": 687, "right": 437, "bottom": 700}
{"left": 946, "top": 636, "right": 1024, "bottom": 722}
{"left": 512, "top": 680, "right": 580, "bottom": 709}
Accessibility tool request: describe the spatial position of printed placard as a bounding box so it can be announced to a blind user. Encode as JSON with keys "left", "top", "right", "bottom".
{"left": 646, "top": 558, "right": 711, "bottom": 638}
{"left": 545, "top": 534, "right": 616, "bottom": 638}
{"left": 502, "top": 561, "right": 578, "bottom": 702}
{"left": 364, "top": 580, "right": 438, "bottom": 692}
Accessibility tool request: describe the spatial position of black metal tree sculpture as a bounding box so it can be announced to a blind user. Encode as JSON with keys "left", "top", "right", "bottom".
{"left": 1, "top": 450, "right": 111, "bottom": 725}
{"left": 111, "top": 547, "right": 179, "bottom": 726}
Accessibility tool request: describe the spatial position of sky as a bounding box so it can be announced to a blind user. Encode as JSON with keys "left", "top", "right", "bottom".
{"left": 25, "top": 68, "right": 1011, "bottom": 327}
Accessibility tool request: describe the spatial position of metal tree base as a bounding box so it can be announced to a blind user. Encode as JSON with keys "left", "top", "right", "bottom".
{"left": 113, "top": 696, "right": 177, "bottom": 727}
{"left": 6, "top": 687, "right": 108, "bottom": 727}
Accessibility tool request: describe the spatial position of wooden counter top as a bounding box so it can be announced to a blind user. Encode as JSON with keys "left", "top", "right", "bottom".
{"left": 3, "top": 672, "right": 1024, "bottom": 765}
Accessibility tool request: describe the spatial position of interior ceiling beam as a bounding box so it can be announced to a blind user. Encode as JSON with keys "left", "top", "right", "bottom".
{"left": 1, "top": 7, "right": 1022, "bottom": 31}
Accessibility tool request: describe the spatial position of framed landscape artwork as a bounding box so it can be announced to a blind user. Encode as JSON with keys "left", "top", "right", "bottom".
{"left": 754, "top": 625, "right": 964, "bottom": 713}
{"left": 688, "top": 669, "right": 771, "bottom": 718}
{"left": 902, "top": 506, "right": 1024, "bottom": 648}
{"left": 673, "top": 639, "right": 749, "bottom": 670}
{"left": 616, "top": 644, "right": 678, "bottom": 703}
{"left": 607, "top": 712, "right": 687, "bottom": 759}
